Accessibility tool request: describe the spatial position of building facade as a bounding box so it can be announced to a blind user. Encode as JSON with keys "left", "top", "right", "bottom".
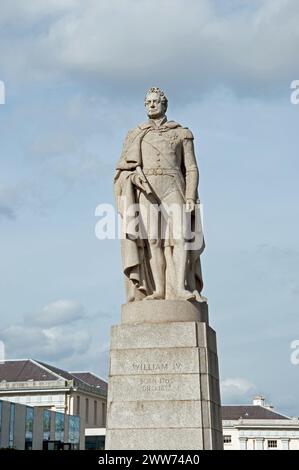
{"left": 0, "top": 359, "right": 107, "bottom": 450}
{"left": 222, "top": 396, "right": 299, "bottom": 450}
{"left": 0, "top": 399, "right": 81, "bottom": 449}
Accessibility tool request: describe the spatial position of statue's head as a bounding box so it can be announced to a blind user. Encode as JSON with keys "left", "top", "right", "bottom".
{"left": 144, "top": 87, "right": 168, "bottom": 119}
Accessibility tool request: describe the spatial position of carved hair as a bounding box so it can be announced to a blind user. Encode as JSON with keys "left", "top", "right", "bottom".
{"left": 144, "top": 87, "right": 168, "bottom": 110}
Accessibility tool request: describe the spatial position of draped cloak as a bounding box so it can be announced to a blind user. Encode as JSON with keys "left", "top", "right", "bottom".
{"left": 114, "top": 120, "right": 205, "bottom": 302}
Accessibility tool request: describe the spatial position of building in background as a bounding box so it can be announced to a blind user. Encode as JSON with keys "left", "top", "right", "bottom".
{"left": 0, "top": 359, "right": 107, "bottom": 450}
{"left": 0, "top": 399, "right": 80, "bottom": 449}
{"left": 222, "top": 396, "right": 299, "bottom": 450}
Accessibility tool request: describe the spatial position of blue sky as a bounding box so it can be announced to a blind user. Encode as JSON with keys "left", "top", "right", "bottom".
{"left": 0, "top": 0, "right": 299, "bottom": 416}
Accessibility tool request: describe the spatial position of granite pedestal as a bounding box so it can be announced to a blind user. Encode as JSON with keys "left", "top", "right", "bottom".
{"left": 105, "top": 300, "right": 223, "bottom": 450}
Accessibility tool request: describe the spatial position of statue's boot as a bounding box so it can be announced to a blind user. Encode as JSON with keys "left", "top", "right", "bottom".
{"left": 193, "top": 290, "right": 208, "bottom": 303}
{"left": 177, "top": 289, "right": 196, "bottom": 301}
{"left": 145, "top": 291, "right": 164, "bottom": 300}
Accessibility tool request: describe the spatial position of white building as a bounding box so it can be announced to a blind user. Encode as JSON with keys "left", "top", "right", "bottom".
{"left": 0, "top": 359, "right": 107, "bottom": 450}
{"left": 222, "top": 396, "right": 299, "bottom": 450}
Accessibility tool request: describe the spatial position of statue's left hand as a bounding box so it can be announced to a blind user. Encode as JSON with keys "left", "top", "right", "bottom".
{"left": 186, "top": 199, "right": 195, "bottom": 212}
{"left": 132, "top": 173, "right": 146, "bottom": 189}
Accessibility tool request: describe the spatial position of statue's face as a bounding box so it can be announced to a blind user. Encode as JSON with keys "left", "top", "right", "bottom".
{"left": 145, "top": 92, "right": 165, "bottom": 119}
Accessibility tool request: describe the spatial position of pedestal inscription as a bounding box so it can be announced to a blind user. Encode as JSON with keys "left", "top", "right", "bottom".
{"left": 110, "top": 347, "right": 200, "bottom": 375}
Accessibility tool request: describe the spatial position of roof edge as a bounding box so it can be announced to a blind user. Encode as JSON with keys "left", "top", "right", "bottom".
{"left": 70, "top": 371, "right": 108, "bottom": 383}
{"left": 31, "top": 359, "right": 67, "bottom": 381}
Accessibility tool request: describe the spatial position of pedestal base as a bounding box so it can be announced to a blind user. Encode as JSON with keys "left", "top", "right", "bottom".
{"left": 105, "top": 301, "right": 223, "bottom": 450}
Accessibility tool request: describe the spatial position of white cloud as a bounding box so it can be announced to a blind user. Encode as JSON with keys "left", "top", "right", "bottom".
{"left": 0, "top": 0, "right": 80, "bottom": 26}
{"left": 1, "top": 0, "right": 299, "bottom": 97}
{"left": 26, "top": 299, "right": 85, "bottom": 327}
{"left": 0, "top": 299, "right": 110, "bottom": 376}
{"left": 221, "top": 377, "right": 256, "bottom": 403}
{"left": 1, "top": 300, "right": 89, "bottom": 360}
{"left": 1, "top": 324, "right": 89, "bottom": 360}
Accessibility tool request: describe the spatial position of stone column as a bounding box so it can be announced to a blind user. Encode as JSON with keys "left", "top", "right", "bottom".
{"left": 255, "top": 437, "right": 264, "bottom": 450}
{"left": 105, "top": 300, "right": 223, "bottom": 450}
{"left": 32, "top": 408, "right": 43, "bottom": 450}
{"left": 239, "top": 437, "right": 248, "bottom": 450}
{"left": 281, "top": 438, "right": 289, "bottom": 450}
{"left": 0, "top": 401, "right": 11, "bottom": 448}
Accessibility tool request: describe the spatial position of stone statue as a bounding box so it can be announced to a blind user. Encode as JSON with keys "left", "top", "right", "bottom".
{"left": 114, "top": 87, "right": 205, "bottom": 303}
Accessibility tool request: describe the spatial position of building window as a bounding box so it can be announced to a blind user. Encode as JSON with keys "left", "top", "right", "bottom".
{"left": 85, "top": 398, "right": 89, "bottom": 423}
{"left": 267, "top": 440, "right": 278, "bottom": 448}
{"left": 94, "top": 401, "right": 97, "bottom": 425}
{"left": 76, "top": 396, "right": 80, "bottom": 415}
{"left": 43, "top": 409, "right": 51, "bottom": 441}
{"left": 55, "top": 412, "right": 64, "bottom": 442}
{"left": 223, "top": 435, "right": 232, "bottom": 444}
{"left": 9, "top": 403, "right": 15, "bottom": 448}
{"left": 25, "top": 407, "right": 34, "bottom": 450}
{"left": 68, "top": 415, "right": 80, "bottom": 449}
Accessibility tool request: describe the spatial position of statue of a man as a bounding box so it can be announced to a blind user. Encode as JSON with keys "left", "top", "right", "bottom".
{"left": 114, "top": 87, "right": 205, "bottom": 303}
